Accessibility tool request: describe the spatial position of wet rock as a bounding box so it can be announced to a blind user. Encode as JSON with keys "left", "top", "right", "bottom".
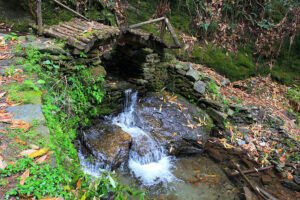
{"left": 283, "top": 179, "right": 300, "bottom": 191}
{"left": 261, "top": 174, "right": 272, "bottom": 185}
{"left": 138, "top": 94, "right": 211, "bottom": 155}
{"left": 186, "top": 69, "right": 200, "bottom": 81}
{"left": 193, "top": 81, "right": 206, "bottom": 94}
{"left": 19, "top": 36, "right": 26, "bottom": 41}
{"left": 80, "top": 124, "right": 132, "bottom": 169}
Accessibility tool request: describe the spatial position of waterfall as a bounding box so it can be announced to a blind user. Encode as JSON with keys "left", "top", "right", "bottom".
{"left": 113, "top": 89, "right": 176, "bottom": 186}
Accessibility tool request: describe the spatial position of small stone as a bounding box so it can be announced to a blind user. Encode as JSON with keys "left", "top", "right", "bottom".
{"left": 193, "top": 80, "right": 206, "bottom": 94}
{"left": 260, "top": 141, "right": 266, "bottom": 147}
{"left": 261, "top": 174, "right": 272, "bottom": 185}
{"left": 186, "top": 69, "right": 200, "bottom": 81}
{"left": 227, "top": 109, "right": 234, "bottom": 116}
{"left": 221, "top": 78, "right": 230, "bottom": 86}
{"left": 237, "top": 139, "right": 246, "bottom": 146}
{"left": 244, "top": 135, "right": 250, "bottom": 144}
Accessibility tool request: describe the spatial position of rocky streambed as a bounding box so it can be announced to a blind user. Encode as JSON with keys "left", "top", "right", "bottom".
{"left": 78, "top": 90, "right": 239, "bottom": 199}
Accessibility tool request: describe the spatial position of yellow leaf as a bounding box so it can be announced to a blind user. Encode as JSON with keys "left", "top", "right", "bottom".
{"left": 173, "top": 132, "right": 177, "bottom": 137}
{"left": 29, "top": 147, "right": 49, "bottom": 158}
{"left": 87, "top": 28, "right": 92, "bottom": 32}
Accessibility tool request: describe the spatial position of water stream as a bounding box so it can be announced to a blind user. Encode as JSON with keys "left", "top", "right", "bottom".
{"left": 112, "top": 89, "right": 176, "bottom": 186}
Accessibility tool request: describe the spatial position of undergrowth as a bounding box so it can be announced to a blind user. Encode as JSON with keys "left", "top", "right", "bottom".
{"left": 4, "top": 44, "right": 146, "bottom": 199}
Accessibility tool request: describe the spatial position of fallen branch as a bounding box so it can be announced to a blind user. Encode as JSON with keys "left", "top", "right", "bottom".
{"left": 230, "top": 165, "right": 274, "bottom": 176}
{"left": 52, "top": 0, "right": 89, "bottom": 21}
{"left": 233, "top": 162, "right": 267, "bottom": 200}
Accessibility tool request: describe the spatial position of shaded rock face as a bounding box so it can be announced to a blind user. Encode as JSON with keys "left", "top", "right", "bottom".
{"left": 136, "top": 94, "right": 211, "bottom": 155}
{"left": 80, "top": 124, "right": 131, "bottom": 169}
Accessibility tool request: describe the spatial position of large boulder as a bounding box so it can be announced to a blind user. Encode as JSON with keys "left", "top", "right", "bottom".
{"left": 80, "top": 124, "right": 132, "bottom": 169}
{"left": 137, "top": 94, "right": 212, "bottom": 156}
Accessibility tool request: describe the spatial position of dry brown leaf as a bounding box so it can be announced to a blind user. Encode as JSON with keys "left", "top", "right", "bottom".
{"left": 76, "top": 178, "right": 82, "bottom": 190}
{"left": 35, "top": 154, "right": 48, "bottom": 164}
{"left": 20, "top": 168, "right": 30, "bottom": 185}
{"left": 14, "top": 138, "right": 27, "bottom": 145}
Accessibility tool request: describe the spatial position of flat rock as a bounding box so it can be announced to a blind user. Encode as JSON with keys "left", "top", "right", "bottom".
{"left": 20, "top": 41, "right": 67, "bottom": 55}
{"left": 193, "top": 80, "right": 206, "bottom": 94}
{"left": 186, "top": 69, "right": 200, "bottom": 81}
{"left": 7, "top": 104, "right": 45, "bottom": 125}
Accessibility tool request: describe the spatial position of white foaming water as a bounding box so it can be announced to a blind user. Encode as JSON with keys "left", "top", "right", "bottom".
{"left": 113, "top": 89, "right": 176, "bottom": 186}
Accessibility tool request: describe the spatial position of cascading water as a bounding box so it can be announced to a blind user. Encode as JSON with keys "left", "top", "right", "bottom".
{"left": 113, "top": 89, "right": 176, "bottom": 186}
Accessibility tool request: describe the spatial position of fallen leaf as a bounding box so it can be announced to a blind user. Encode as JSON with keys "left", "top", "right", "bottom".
{"left": 19, "top": 149, "right": 36, "bottom": 157}
{"left": 14, "top": 138, "right": 27, "bottom": 145}
{"left": 20, "top": 168, "right": 30, "bottom": 185}
{"left": 0, "top": 92, "right": 6, "bottom": 98}
{"left": 29, "top": 147, "right": 49, "bottom": 158}
{"left": 30, "top": 144, "right": 40, "bottom": 150}
{"left": 35, "top": 154, "right": 48, "bottom": 164}
{"left": 0, "top": 155, "right": 7, "bottom": 170}
{"left": 173, "top": 132, "right": 177, "bottom": 137}
{"left": 197, "top": 141, "right": 202, "bottom": 145}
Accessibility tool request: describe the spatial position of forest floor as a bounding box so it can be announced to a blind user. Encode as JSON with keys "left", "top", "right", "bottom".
{"left": 0, "top": 30, "right": 299, "bottom": 200}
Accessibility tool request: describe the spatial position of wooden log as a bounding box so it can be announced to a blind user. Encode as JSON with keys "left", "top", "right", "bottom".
{"left": 164, "top": 18, "right": 181, "bottom": 48}
{"left": 52, "top": 27, "right": 77, "bottom": 37}
{"left": 43, "top": 29, "right": 86, "bottom": 50}
{"left": 52, "top": 0, "right": 89, "bottom": 21}
{"left": 37, "top": 0, "right": 43, "bottom": 35}
{"left": 60, "top": 24, "right": 82, "bottom": 33}
{"left": 129, "top": 17, "right": 165, "bottom": 29}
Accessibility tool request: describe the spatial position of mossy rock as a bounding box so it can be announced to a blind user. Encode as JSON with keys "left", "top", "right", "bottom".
{"left": 88, "top": 65, "right": 107, "bottom": 80}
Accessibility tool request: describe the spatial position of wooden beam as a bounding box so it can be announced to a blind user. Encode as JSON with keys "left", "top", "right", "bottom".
{"left": 37, "top": 0, "right": 43, "bottom": 35}
{"left": 52, "top": 0, "right": 89, "bottom": 21}
{"left": 160, "top": 20, "right": 166, "bottom": 40}
{"left": 129, "top": 17, "right": 165, "bottom": 29}
{"left": 128, "top": 17, "right": 182, "bottom": 49}
{"left": 164, "top": 18, "right": 181, "bottom": 48}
